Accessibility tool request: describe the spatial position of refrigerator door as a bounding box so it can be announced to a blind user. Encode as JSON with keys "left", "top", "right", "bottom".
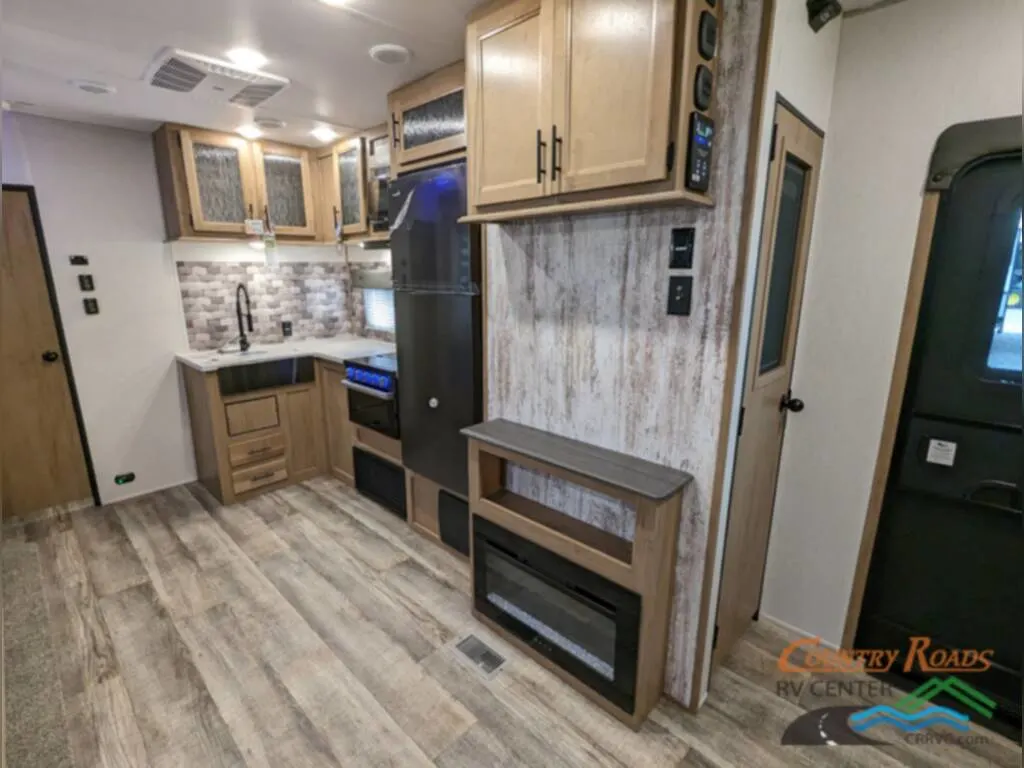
{"left": 389, "top": 161, "right": 477, "bottom": 292}
{"left": 395, "top": 291, "right": 482, "bottom": 496}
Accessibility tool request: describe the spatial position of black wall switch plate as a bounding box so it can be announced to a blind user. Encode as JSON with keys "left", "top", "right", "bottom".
{"left": 78, "top": 274, "right": 95, "bottom": 292}
{"left": 69, "top": 254, "right": 89, "bottom": 266}
{"left": 667, "top": 276, "right": 693, "bottom": 316}
{"left": 281, "top": 321, "right": 293, "bottom": 337}
{"left": 83, "top": 298, "right": 99, "bottom": 315}
{"left": 670, "top": 228, "right": 696, "bottom": 269}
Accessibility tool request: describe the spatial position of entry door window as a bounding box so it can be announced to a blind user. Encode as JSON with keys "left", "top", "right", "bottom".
{"left": 985, "top": 213, "right": 1022, "bottom": 378}
{"left": 760, "top": 156, "right": 810, "bottom": 374}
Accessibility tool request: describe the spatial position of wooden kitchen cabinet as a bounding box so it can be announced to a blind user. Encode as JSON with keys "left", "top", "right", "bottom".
{"left": 320, "top": 362, "right": 355, "bottom": 485}
{"left": 282, "top": 386, "right": 327, "bottom": 480}
{"left": 388, "top": 62, "right": 467, "bottom": 175}
{"left": 155, "top": 124, "right": 321, "bottom": 241}
{"left": 252, "top": 142, "right": 317, "bottom": 237}
{"left": 464, "top": 0, "right": 721, "bottom": 221}
{"left": 178, "top": 128, "right": 260, "bottom": 234}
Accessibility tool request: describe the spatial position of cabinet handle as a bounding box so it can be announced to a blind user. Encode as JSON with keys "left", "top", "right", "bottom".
{"left": 263, "top": 204, "right": 271, "bottom": 228}
{"left": 392, "top": 113, "right": 400, "bottom": 148}
{"left": 247, "top": 446, "right": 272, "bottom": 455}
{"left": 332, "top": 206, "right": 339, "bottom": 231}
{"left": 251, "top": 471, "right": 275, "bottom": 482}
{"left": 248, "top": 203, "right": 254, "bottom": 219}
{"left": 551, "top": 125, "right": 562, "bottom": 182}
{"left": 536, "top": 129, "right": 547, "bottom": 184}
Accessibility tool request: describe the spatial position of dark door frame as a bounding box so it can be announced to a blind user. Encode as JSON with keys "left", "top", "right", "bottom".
{"left": 3, "top": 183, "right": 100, "bottom": 508}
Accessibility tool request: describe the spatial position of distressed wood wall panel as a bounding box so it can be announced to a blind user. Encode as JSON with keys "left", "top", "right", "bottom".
{"left": 486, "top": 0, "right": 765, "bottom": 705}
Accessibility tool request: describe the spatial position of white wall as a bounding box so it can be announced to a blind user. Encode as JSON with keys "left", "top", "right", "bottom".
{"left": 3, "top": 113, "right": 197, "bottom": 503}
{"left": 762, "top": 0, "right": 1024, "bottom": 646}
{"left": 702, "top": 0, "right": 842, "bottom": 695}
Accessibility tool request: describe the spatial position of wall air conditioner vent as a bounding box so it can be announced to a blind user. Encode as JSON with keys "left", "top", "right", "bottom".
{"left": 145, "top": 48, "right": 289, "bottom": 107}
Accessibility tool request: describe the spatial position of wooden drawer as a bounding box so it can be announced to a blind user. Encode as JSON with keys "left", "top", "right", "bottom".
{"left": 228, "top": 432, "right": 286, "bottom": 469}
{"left": 232, "top": 457, "right": 288, "bottom": 495}
{"left": 225, "top": 396, "right": 279, "bottom": 436}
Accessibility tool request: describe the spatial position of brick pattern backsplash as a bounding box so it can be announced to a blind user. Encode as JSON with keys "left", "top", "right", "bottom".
{"left": 176, "top": 261, "right": 393, "bottom": 350}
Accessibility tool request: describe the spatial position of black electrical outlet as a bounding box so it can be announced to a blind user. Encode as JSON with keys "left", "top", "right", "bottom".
{"left": 114, "top": 472, "right": 136, "bottom": 486}
{"left": 78, "top": 274, "right": 95, "bottom": 292}
{"left": 670, "top": 228, "right": 696, "bottom": 269}
{"left": 667, "top": 276, "right": 693, "bottom": 316}
{"left": 69, "top": 254, "right": 89, "bottom": 266}
{"left": 83, "top": 298, "right": 99, "bottom": 315}
{"left": 281, "top": 320, "right": 293, "bottom": 337}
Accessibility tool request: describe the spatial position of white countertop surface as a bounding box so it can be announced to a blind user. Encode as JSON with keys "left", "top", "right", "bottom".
{"left": 175, "top": 335, "right": 396, "bottom": 372}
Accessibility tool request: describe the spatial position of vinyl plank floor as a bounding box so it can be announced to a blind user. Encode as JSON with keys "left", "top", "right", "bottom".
{"left": 6, "top": 477, "right": 1018, "bottom": 768}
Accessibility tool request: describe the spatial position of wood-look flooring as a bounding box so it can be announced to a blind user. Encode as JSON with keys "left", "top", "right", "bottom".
{"left": 3, "top": 478, "right": 1018, "bottom": 767}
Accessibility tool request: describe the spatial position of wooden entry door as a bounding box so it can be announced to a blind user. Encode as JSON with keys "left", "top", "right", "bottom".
{"left": 1, "top": 188, "right": 91, "bottom": 518}
{"left": 714, "top": 104, "right": 824, "bottom": 664}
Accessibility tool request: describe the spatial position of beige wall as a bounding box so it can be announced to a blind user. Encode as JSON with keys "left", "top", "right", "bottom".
{"left": 761, "top": 0, "right": 1024, "bottom": 646}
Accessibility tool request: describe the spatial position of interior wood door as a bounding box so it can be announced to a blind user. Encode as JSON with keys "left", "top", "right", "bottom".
{"left": 180, "top": 129, "right": 259, "bottom": 234}
{"left": 714, "top": 104, "right": 824, "bottom": 665}
{"left": 1, "top": 188, "right": 91, "bottom": 518}
{"left": 551, "top": 0, "right": 676, "bottom": 194}
{"left": 336, "top": 137, "right": 369, "bottom": 236}
{"left": 320, "top": 364, "right": 354, "bottom": 484}
{"left": 253, "top": 142, "right": 316, "bottom": 237}
{"left": 468, "top": 0, "right": 554, "bottom": 206}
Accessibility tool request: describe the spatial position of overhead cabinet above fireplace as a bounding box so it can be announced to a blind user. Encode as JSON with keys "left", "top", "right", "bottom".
{"left": 464, "top": 0, "right": 721, "bottom": 221}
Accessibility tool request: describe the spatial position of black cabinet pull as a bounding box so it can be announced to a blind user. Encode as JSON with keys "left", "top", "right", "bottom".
{"left": 536, "top": 129, "right": 547, "bottom": 184}
{"left": 41, "top": 350, "right": 59, "bottom": 363}
{"left": 263, "top": 204, "right": 271, "bottom": 228}
{"left": 332, "top": 205, "right": 339, "bottom": 230}
{"left": 248, "top": 203, "right": 254, "bottom": 219}
{"left": 251, "top": 471, "right": 275, "bottom": 482}
{"left": 551, "top": 125, "right": 562, "bottom": 182}
{"left": 392, "top": 113, "right": 400, "bottom": 148}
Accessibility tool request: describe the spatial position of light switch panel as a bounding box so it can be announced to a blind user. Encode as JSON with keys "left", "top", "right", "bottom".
{"left": 667, "top": 276, "right": 693, "bottom": 316}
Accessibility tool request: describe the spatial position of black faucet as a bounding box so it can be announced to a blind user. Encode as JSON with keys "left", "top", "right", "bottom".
{"left": 235, "top": 283, "right": 254, "bottom": 352}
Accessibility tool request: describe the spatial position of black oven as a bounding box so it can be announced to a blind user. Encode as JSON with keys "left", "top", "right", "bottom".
{"left": 343, "top": 354, "right": 399, "bottom": 439}
{"left": 473, "top": 516, "right": 641, "bottom": 714}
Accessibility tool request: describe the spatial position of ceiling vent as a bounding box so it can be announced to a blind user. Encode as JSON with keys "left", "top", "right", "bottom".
{"left": 145, "top": 48, "right": 289, "bottom": 107}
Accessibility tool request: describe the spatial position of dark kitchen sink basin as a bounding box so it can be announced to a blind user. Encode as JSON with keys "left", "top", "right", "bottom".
{"left": 217, "top": 357, "right": 316, "bottom": 396}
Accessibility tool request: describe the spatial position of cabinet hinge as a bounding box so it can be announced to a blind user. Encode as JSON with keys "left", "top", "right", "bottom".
{"left": 737, "top": 405, "right": 746, "bottom": 436}
{"left": 712, "top": 624, "right": 720, "bottom": 650}
{"left": 666, "top": 141, "right": 677, "bottom": 173}
{"left": 769, "top": 123, "right": 778, "bottom": 162}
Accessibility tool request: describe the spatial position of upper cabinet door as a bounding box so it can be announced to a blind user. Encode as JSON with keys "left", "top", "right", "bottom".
{"left": 391, "top": 62, "right": 467, "bottom": 168}
{"left": 180, "top": 129, "right": 259, "bottom": 233}
{"left": 336, "top": 137, "right": 368, "bottom": 236}
{"left": 254, "top": 143, "right": 316, "bottom": 237}
{"left": 366, "top": 132, "right": 391, "bottom": 231}
{"left": 551, "top": 0, "right": 676, "bottom": 194}
{"left": 468, "top": 0, "right": 555, "bottom": 206}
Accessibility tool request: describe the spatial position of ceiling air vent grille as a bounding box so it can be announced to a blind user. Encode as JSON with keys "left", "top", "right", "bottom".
{"left": 230, "top": 83, "right": 286, "bottom": 108}
{"left": 151, "top": 57, "right": 207, "bottom": 93}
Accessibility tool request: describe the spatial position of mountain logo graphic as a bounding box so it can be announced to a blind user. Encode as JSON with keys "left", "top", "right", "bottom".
{"left": 850, "top": 677, "right": 996, "bottom": 735}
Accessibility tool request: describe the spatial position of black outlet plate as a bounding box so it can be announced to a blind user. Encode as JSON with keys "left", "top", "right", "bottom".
{"left": 282, "top": 320, "right": 293, "bottom": 337}
{"left": 78, "top": 274, "right": 95, "bottom": 292}
{"left": 83, "top": 298, "right": 99, "bottom": 315}
{"left": 69, "top": 254, "right": 89, "bottom": 266}
{"left": 667, "top": 276, "right": 693, "bottom": 316}
{"left": 670, "top": 228, "right": 696, "bottom": 269}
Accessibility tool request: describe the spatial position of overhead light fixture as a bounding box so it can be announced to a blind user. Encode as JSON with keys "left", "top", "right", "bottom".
{"left": 319, "top": 0, "right": 350, "bottom": 6}
{"left": 311, "top": 126, "right": 338, "bottom": 143}
{"left": 226, "top": 47, "right": 268, "bottom": 71}
{"left": 369, "top": 44, "right": 412, "bottom": 65}
{"left": 237, "top": 124, "right": 263, "bottom": 139}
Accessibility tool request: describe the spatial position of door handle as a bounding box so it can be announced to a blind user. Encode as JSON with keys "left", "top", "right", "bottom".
{"left": 392, "top": 113, "right": 400, "bottom": 148}
{"left": 551, "top": 125, "right": 562, "bottom": 182}
{"left": 536, "top": 129, "right": 547, "bottom": 184}
{"left": 332, "top": 206, "right": 339, "bottom": 231}
{"left": 965, "top": 480, "right": 1021, "bottom": 515}
{"left": 41, "top": 350, "right": 59, "bottom": 363}
{"left": 779, "top": 391, "right": 804, "bottom": 413}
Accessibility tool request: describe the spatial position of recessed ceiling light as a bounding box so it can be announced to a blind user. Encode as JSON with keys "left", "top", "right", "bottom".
{"left": 318, "top": 0, "right": 350, "bottom": 6}
{"left": 369, "top": 44, "right": 411, "bottom": 65}
{"left": 311, "top": 126, "right": 338, "bottom": 143}
{"left": 237, "top": 124, "right": 263, "bottom": 139}
{"left": 226, "top": 47, "right": 268, "bottom": 71}
{"left": 69, "top": 79, "right": 116, "bottom": 95}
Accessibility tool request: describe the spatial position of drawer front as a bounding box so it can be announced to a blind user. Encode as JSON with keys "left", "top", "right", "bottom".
{"left": 232, "top": 457, "right": 288, "bottom": 495}
{"left": 225, "top": 396, "right": 279, "bottom": 436}
{"left": 228, "top": 432, "right": 286, "bottom": 469}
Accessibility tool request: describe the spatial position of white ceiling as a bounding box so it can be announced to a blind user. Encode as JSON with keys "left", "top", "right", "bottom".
{"left": 2, "top": 0, "right": 484, "bottom": 146}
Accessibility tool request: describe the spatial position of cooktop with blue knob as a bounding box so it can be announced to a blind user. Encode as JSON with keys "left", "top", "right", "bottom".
{"left": 343, "top": 353, "right": 398, "bottom": 394}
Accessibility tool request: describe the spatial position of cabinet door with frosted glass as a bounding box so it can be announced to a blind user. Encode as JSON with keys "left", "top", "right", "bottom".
{"left": 389, "top": 62, "right": 466, "bottom": 172}
{"left": 179, "top": 129, "right": 259, "bottom": 234}
{"left": 336, "top": 137, "right": 368, "bottom": 236}
{"left": 366, "top": 132, "right": 390, "bottom": 232}
{"left": 254, "top": 143, "right": 316, "bottom": 237}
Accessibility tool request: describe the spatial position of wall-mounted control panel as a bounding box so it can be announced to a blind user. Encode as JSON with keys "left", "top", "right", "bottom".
{"left": 685, "top": 112, "right": 715, "bottom": 193}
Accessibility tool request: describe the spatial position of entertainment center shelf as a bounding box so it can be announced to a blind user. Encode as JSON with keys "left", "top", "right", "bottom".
{"left": 462, "top": 419, "right": 692, "bottom": 728}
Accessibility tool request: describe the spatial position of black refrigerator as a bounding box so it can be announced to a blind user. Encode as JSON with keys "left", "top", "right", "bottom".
{"left": 390, "top": 160, "right": 482, "bottom": 497}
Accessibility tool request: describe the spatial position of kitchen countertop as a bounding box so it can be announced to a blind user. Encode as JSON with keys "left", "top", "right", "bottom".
{"left": 175, "top": 335, "right": 396, "bottom": 373}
